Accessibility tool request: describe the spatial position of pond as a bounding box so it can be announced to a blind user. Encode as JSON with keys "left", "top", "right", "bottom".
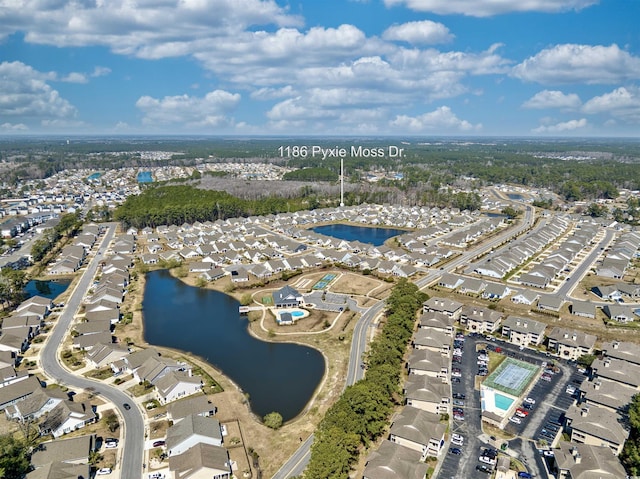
{"left": 142, "top": 269, "right": 325, "bottom": 421}
{"left": 312, "top": 224, "right": 407, "bottom": 246}
{"left": 24, "top": 279, "right": 71, "bottom": 300}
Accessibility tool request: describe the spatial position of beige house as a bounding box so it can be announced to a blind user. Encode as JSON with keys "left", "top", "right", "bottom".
{"left": 389, "top": 406, "right": 446, "bottom": 459}
{"left": 564, "top": 405, "right": 629, "bottom": 456}
{"left": 546, "top": 327, "right": 596, "bottom": 360}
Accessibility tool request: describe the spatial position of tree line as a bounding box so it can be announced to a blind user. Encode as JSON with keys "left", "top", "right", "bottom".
{"left": 304, "top": 279, "right": 428, "bottom": 479}
{"left": 113, "top": 185, "right": 311, "bottom": 228}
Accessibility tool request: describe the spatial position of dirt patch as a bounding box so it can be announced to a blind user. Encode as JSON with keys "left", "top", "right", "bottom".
{"left": 331, "top": 273, "right": 384, "bottom": 296}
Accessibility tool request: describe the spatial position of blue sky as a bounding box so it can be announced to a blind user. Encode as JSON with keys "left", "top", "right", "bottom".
{"left": 1, "top": 0, "right": 639, "bottom": 136}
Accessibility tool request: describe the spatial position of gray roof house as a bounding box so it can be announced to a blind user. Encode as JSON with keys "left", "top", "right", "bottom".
{"left": 166, "top": 414, "right": 223, "bottom": 457}
{"left": 546, "top": 327, "right": 596, "bottom": 361}
{"left": 272, "top": 285, "right": 303, "bottom": 308}
{"left": 389, "top": 406, "right": 446, "bottom": 459}
{"left": 168, "top": 442, "right": 231, "bottom": 479}
{"left": 553, "top": 441, "right": 626, "bottom": 479}
{"left": 564, "top": 405, "right": 629, "bottom": 455}
{"left": 363, "top": 439, "right": 428, "bottom": 479}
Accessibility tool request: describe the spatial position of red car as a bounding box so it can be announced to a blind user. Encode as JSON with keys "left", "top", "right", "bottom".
{"left": 516, "top": 408, "right": 529, "bottom": 416}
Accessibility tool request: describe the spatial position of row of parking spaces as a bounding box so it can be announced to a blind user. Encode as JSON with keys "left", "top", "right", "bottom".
{"left": 437, "top": 334, "right": 499, "bottom": 479}
{"left": 533, "top": 369, "right": 585, "bottom": 448}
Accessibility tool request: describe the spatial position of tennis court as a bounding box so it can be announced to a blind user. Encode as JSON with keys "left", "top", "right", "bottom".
{"left": 483, "top": 357, "right": 538, "bottom": 397}
{"left": 312, "top": 273, "right": 337, "bottom": 290}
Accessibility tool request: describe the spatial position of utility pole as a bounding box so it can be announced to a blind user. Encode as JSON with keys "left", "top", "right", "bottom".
{"left": 340, "top": 157, "right": 344, "bottom": 207}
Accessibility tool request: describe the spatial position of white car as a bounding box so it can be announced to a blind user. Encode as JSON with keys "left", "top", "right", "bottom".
{"left": 104, "top": 442, "right": 118, "bottom": 449}
{"left": 524, "top": 397, "right": 536, "bottom": 405}
{"left": 96, "top": 468, "right": 112, "bottom": 475}
{"left": 452, "top": 434, "right": 464, "bottom": 445}
{"left": 509, "top": 416, "right": 522, "bottom": 424}
{"left": 566, "top": 386, "right": 576, "bottom": 394}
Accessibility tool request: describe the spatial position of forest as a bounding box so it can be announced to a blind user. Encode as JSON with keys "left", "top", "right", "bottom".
{"left": 113, "top": 185, "right": 312, "bottom": 228}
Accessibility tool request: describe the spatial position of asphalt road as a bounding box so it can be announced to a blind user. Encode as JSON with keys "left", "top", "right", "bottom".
{"left": 39, "top": 223, "right": 145, "bottom": 479}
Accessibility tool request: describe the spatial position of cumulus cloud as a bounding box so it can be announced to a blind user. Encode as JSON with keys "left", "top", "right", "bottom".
{"left": 582, "top": 87, "right": 640, "bottom": 122}
{"left": 1, "top": 122, "right": 29, "bottom": 131}
{"left": 522, "top": 90, "right": 581, "bottom": 109}
{"left": 250, "top": 85, "right": 296, "bottom": 100}
{"left": 532, "top": 118, "right": 588, "bottom": 133}
{"left": 390, "top": 106, "right": 481, "bottom": 132}
{"left": 382, "top": 20, "right": 454, "bottom": 45}
{"left": 383, "top": 0, "right": 597, "bottom": 16}
{"left": 0, "top": 61, "right": 77, "bottom": 122}
{"left": 384, "top": 0, "right": 598, "bottom": 17}
{"left": 135, "top": 89, "right": 241, "bottom": 128}
{"left": 60, "top": 72, "right": 89, "bottom": 83}
{"left": 512, "top": 44, "right": 640, "bottom": 84}
{"left": 1, "top": 0, "right": 302, "bottom": 54}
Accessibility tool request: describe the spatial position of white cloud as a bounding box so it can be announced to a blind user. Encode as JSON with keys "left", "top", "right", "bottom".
{"left": 135, "top": 89, "right": 241, "bottom": 128}
{"left": 582, "top": 86, "right": 640, "bottom": 122}
{"left": 390, "top": 106, "right": 481, "bottom": 132}
{"left": 0, "top": 61, "right": 77, "bottom": 122}
{"left": 1, "top": 122, "right": 29, "bottom": 131}
{"left": 532, "top": 118, "right": 588, "bottom": 133}
{"left": 250, "top": 85, "right": 296, "bottom": 100}
{"left": 1, "top": 0, "right": 302, "bottom": 54}
{"left": 382, "top": 20, "right": 453, "bottom": 45}
{"left": 383, "top": 0, "right": 597, "bottom": 16}
{"left": 522, "top": 90, "right": 581, "bottom": 109}
{"left": 512, "top": 44, "right": 640, "bottom": 84}
{"left": 60, "top": 72, "right": 88, "bottom": 83}
{"left": 91, "top": 66, "right": 111, "bottom": 77}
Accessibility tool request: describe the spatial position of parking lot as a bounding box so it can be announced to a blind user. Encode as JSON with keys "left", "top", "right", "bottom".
{"left": 435, "top": 333, "right": 581, "bottom": 479}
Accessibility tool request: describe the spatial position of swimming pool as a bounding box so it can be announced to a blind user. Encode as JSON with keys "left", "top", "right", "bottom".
{"left": 495, "top": 393, "right": 515, "bottom": 411}
{"left": 291, "top": 310, "right": 305, "bottom": 318}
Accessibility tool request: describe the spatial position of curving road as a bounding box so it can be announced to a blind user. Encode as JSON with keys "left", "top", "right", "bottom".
{"left": 39, "top": 223, "right": 144, "bottom": 479}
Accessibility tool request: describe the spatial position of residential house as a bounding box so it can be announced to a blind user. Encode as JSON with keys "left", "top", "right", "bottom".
{"left": 166, "top": 414, "right": 224, "bottom": 457}
{"left": 603, "top": 304, "right": 636, "bottom": 322}
{"left": 0, "top": 375, "right": 41, "bottom": 411}
{"left": 363, "top": 439, "right": 428, "bottom": 479}
{"left": 85, "top": 343, "right": 129, "bottom": 369}
{"left": 601, "top": 341, "right": 640, "bottom": 366}
{"left": 580, "top": 378, "right": 637, "bottom": 414}
{"left": 501, "top": 316, "right": 546, "bottom": 346}
{"left": 412, "top": 329, "right": 451, "bottom": 356}
{"left": 5, "top": 387, "right": 67, "bottom": 422}
{"left": 422, "top": 297, "right": 463, "bottom": 319}
{"left": 389, "top": 406, "right": 446, "bottom": 459}
{"left": 28, "top": 435, "right": 95, "bottom": 479}
{"left": 418, "top": 312, "right": 455, "bottom": 336}
{"left": 167, "top": 396, "right": 216, "bottom": 424}
{"left": 403, "top": 375, "right": 450, "bottom": 414}
{"left": 511, "top": 290, "right": 539, "bottom": 305}
{"left": 591, "top": 356, "right": 640, "bottom": 389}
{"left": 482, "top": 283, "right": 511, "bottom": 300}
{"left": 39, "top": 400, "right": 96, "bottom": 438}
{"left": 571, "top": 301, "right": 596, "bottom": 319}
{"left": 553, "top": 442, "right": 626, "bottom": 479}
{"left": 407, "top": 349, "right": 449, "bottom": 383}
{"left": 564, "top": 405, "right": 629, "bottom": 455}
{"left": 155, "top": 371, "right": 204, "bottom": 405}
{"left": 168, "top": 442, "right": 232, "bottom": 479}
{"left": 546, "top": 327, "right": 596, "bottom": 361}
{"left": 460, "top": 306, "right": 503, "bottom": 334}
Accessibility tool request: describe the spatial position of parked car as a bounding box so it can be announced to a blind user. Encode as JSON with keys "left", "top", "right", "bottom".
{"left": 476, "top": 464, "right": 492, "bottom": 474}
{"left": 515, "top": 408, "right": 529, "bottom": 416}
{"left": 566, "top": 386, "right": 576, "bottom": 394}
{"left": 452, "top": 433, "right": 464, "bottom": 443}
{"left": 452, "top": 377, "right": 461, "bottom": 383}
{"left": 509, "top": 416, "right": 522, "bottom": 424}
{"left": 518, "top": 472, "right": 532, "bottom": 478}
{"left": 452, "top": 371, "right": 462, "bottom": 378}
{"left": 104, "top": 442, "right": 118, "bottom": 449}
{"left": 152, "top": 440, "right": 165, "bottom": 448}
{"left": 524, "top": 397, "right": 536, "bottom": 404}
{"left": 449, "top": 447, "right": 462, "bottom": 455}
{"left": 123, "top": 403, "right": 131, "bottom": 410}
{"left": 453, "top": 393, "right": 466, "bottom": 400}
{"left": 453, "top": 399, "right": 465, "bottom": 406}
{"left": 96, "top": 468, "right": 112, "bottom": 475}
